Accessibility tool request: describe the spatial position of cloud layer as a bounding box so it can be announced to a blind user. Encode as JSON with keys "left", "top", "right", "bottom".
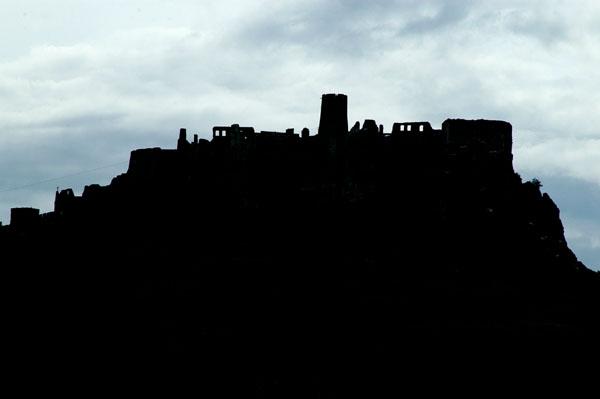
{"left": 1, "top": 0, "right": 599, "bottom": 268}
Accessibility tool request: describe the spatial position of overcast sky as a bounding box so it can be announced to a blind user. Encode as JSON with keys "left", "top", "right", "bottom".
{"left": 0, "top": 0, "right": 598, "bottom": 270}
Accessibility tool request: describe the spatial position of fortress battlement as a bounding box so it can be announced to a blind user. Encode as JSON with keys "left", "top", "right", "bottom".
{"left": 12, "top": 93, "right": 515, "bottom": 224}
{"left": 170, "top": 93, "right": 512, "bottom": 165}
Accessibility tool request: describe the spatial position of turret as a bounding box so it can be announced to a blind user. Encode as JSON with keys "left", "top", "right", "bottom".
{"left": 442, "top": 119, "right": 514, "bottom": 174}
{"left": 442, "top": 119, "right": 512, "bottom": 155}
{"left": 177, "top": 128, "right": 190, "bottom": 151}
{"left": 10, "top": 207, "right": 39, "bottom": 227}
{"left": 318, "top": 94, "right": 348, "bottom": 139}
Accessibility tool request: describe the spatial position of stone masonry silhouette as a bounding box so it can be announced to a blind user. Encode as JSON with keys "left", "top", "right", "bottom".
{"left": 40, "top": 93, "right": 514, "bottom": 221}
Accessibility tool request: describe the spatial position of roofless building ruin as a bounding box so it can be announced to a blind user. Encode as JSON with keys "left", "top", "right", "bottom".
{"left": 8, "top": 93, "right": 515, "bottom": 225}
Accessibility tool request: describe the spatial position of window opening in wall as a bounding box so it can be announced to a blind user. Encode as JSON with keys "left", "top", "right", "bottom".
{"left": 419, "top": 125, "right": 424, "bottom": 132}
{"left": 407, "top": 125, "right": 412, "bottom": 132}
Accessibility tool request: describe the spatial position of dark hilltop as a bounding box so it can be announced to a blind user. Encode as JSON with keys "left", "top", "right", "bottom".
{"left": 2, "top": 94, "right": 598, "bottom": 394}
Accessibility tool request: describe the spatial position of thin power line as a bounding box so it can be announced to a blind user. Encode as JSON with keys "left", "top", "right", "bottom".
{"left": 0, "top": 161, "right": 128, "bottom": 194}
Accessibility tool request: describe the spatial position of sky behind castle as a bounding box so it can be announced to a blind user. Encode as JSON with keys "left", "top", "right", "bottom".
{"left": 0, "top": 0, "right": 599, "bottom": 269}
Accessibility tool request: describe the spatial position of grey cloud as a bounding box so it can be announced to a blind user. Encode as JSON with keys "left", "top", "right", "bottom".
{"left": 515, "top": 138, "right": 600, "bottom": 187}
{"left": 397, "top": 0, "right": 474, "bottom": 36}
{"left": 536, "top": 175, "right": 600, "bottom": 223}
{"left": 503, "top": 9, "right": 569, "bottom": 45}
{"left": 226, "top": 0, "right": 416, "bottom": 59}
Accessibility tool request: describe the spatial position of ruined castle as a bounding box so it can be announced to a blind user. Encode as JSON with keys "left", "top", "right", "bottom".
{"left": 8, "top": 92, "right": 584, "bottom": 275}
{"left": 2, "top": 94, "right": 598, "bottom": 386}
{"left": 38, "top": 93, "right": 515, "bottom": 224}
{"left": 4, "top": 94, "right": 583, "bottom": 276}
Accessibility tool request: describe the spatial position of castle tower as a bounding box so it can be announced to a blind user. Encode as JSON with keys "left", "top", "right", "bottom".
{"left": 177, "top": 128, "right": 189, "bottom": 151}
{"left": 10, "top": 207, "right": 40, "bottom": 227}
{"left": 318, "top": 94, "right": 348, "bottom": 139}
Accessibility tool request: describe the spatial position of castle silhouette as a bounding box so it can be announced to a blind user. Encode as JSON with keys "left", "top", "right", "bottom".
{"left": 1, "top": 94, "right": 598, "bottom": 396}
{"left": 11, "top": 93, "right": 514, "bottom": 226}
